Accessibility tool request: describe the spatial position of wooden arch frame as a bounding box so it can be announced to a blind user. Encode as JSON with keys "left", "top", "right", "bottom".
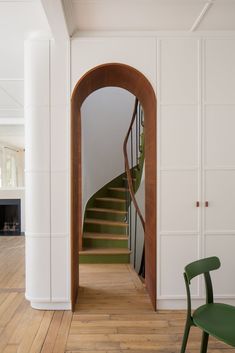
{"left": 71, "top": 63, "right": 157, "bottom": 310}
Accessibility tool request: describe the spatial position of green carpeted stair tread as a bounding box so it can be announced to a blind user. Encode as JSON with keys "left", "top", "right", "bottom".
{"left": 95, "top": 197, "right": 126, "bottom": 203}
{"left": 84, "top": 218, "right": 128, "bottom": 227}
{"left": 108, "top": 187, "right": 129, "bottom": 192}
{"left": 83, "top": 232, "right": 127, "bottom": 238}
{"left": 83, "top": 233, "right": 128, "bottom": 240}
{"left": 79, "top": 248, "right": 131, "bottom": 255}
{"left": 122, "top": 177, "right": 136, "bottom": 181}
{"left": 86, "top": 207, "right": 127, "bottom": 215}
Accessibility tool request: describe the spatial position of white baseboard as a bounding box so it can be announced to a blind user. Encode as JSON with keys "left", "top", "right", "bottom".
{"left": 157, "top": 298, "right": 235, "bottom": 310}
{"left": 30, "top": 301, "right": 71, "bottom": 310}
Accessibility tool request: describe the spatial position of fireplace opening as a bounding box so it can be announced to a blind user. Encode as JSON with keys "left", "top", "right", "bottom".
{"left": 0, "top": 199, "right": 21, "bottom": 235}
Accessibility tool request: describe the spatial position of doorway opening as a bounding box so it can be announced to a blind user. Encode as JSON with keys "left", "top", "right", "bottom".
{"left": 71, "top": 63, "right": 157, "bottom": 311}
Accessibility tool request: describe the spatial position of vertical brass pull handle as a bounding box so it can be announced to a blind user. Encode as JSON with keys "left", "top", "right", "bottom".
{"left": 205, "top": 201, "right": 209, "bottom": 207}
{"left": 196, "top": 201, "right": 200, "bottom": 207}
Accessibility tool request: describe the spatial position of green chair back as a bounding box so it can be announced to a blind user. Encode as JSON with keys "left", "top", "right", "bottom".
{"left": 185, "top": 256, "right": 221, "bottom": 283}
{"left": 184, "top": 256, "right": 220, "bottom": 306}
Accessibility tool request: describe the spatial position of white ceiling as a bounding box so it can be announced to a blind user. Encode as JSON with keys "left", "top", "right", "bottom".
{"left": 0, "top": 0, "right": 235, "bottom": 147}
{"left": 64, "top": 0, "right": 235, "bottom": 33}
{"left": 0, "top": 0, "right": 50, "bottom": 137}
{"left": 0, "top": 0, "right": 50, "bottom": 41}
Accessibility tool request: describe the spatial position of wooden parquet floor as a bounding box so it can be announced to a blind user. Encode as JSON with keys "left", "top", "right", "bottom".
{"left": 0, "top": 236, "right": 234, "bottom": 353}
{"left": 67, "top": 264, "right": 235, "bottom": 353}
{"left": 0, "top": 236, "right": 72, "bottom": 353}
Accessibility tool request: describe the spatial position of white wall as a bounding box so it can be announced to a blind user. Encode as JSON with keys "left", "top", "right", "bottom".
{"left": 81, "top": 87, "right": 134, "bottom": 211}
{"left": 71, "top": 33, "right": 235, "bottom": 309}
{"left": 25, "top": 37, "right": 70, "bottom": 310}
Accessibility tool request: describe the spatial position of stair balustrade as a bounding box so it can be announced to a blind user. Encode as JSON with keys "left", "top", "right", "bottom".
{"left": 123, "top": 98, "right": 145, "bottom": 278}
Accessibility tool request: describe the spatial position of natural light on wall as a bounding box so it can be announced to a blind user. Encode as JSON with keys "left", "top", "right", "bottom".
{"left": 0, "top": 145, "right": 25, "bottom": 188}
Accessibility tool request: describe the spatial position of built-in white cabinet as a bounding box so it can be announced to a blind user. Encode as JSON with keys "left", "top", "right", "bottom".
{"left": 158, "top": 37, "right": 235, "bottom": 308}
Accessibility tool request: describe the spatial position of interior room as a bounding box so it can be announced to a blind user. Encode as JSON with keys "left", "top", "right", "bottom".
{"left": 0, "top": 0, "right": 235, "bottom": 352}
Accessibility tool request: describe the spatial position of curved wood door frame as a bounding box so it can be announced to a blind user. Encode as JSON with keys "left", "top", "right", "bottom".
{"left": 71, "top": 63, "right": 157, "bottom": 311}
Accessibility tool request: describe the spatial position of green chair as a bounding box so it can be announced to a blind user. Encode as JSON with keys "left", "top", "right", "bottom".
{"left": 181, "top": 256, "right": 235, "bottom": 353}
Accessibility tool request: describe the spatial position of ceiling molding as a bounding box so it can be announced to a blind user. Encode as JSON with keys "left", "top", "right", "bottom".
{"left": 190, "top": 0, "right": 215, "bottom": 32}
{"left": 0, "top": 118, "right": 24, "bottom": 125}
{"left": 40, "top": 0, "right": 69, "bottom": 39}
{"left": 62, "top": 0, "right": 76, "bottom": 37}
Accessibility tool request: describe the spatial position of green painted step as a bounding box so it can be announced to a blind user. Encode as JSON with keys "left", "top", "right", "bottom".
{"left": 83, "top": 236, "right": 128, "bottom": 248}
{"left": 95, "top": 197, "right": 126, "bottom": 203}
{"left": 86, "top": 207, "right": 127, "bottom": 221}
{"left": 83, "top": 232, "right": 128, "bottom": 239}
{"left": 122, "top": 177, "right": 136, "bottom": 181}
{"left": 83, "top": 218, "right": 128, "bottom": 235}
{"left": 87, "top": 207, "right": 127, "bottom": 214}
{"left": 95, "top": 197, "right": 127, "bottom": 210}
{"left": 108, "top": 187, "right": 128, "bottom": 192}
{"left": 79, "top": 248, "right": 131, "bottom": 264}
{"left": 84, "top": 219, "right": 128, "bottom": 227}
{"left": 108, "top": 187, "right": 130, "bottom": 198}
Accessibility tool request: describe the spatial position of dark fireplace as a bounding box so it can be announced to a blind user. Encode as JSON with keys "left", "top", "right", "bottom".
{"left": 0, "top": 199, "right": 21, "bottom": 235}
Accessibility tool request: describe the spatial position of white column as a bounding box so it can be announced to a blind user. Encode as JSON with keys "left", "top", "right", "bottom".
{"left": 24, "top": 36, "right": 71, "bottom": 310}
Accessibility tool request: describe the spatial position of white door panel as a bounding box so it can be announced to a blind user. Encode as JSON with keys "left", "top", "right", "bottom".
{"left": 204, "top": 171, "right": 235, "bottom": 232}
{"left": 204, "top": 105, "right": 235, "bottom": 167}
{"left": 160, "top": 235, "right": 199, "bottom": 297}
{"left": 205, "top": 236, "right": 235, "bottom": 296}
{"left": 160, "top": 171, "right": 199, "bottom": 232}
{"left": 161, "top": 105, "right": 198, "bottom": 168}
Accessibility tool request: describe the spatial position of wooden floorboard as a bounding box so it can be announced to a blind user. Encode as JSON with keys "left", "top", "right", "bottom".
{"left": 0, "top": 236, "right": 234, "bottom": 352}
{"left": 0, "top": 236, "right": 72, "bottom": 353}
{"left": 67, "top": 263, "right": 235, "bottom": 353}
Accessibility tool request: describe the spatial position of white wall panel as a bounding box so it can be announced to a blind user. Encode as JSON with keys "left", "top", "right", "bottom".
{"left": 160, "top": 171, "right": 199, "bottom": 232}
{"left": 50, "top": 41, "right": 69, "bottom": 106}
{"left": 160, "top": 235, "right": 199, "bottom": 297}
{"left": 204, "top": 105, "right": 235, "bottom": 167}
{"left": 50, "top": 104, "right": 68, "bottom": 172}
{"left": 205, "top": 236, "right": 235, "bottom": 296}
{"left": 160, "top": 105, "right": 198, "bottom": 168}
{"left": 160, "top": 38, "right": 198, "bottom": 104}
{"left": 205, "top": 39, "right": 235, "bottom": 104}
{"left": 25, "top": 171, "right": 50, "bottom": 234}
{"left": 51, "top": 237, "right": 69, "bottom": 301}
{"left": 25, "top": 236, "right": 50, "bottom": 300}
{"left": 25, "top": 37, "right": 70, "bottom": 309}
{"left": 71, "top": 37, "right": 157, "bottom": 92}
{"left": 51, "top": 171, "right": 68, "bottom": 236}
{"left": 204, "top": 170, "right": 235, "bottom": 232}
{"left": 24, "top": 40, "right": 50, "bottom": 107}
{"left": 25, "top": 106, "right": 50, "bottom": 171}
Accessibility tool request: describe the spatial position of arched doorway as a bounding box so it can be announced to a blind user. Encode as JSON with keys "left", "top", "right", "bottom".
{"left": 71, "top": 63, "right": 156, "bottom": 311}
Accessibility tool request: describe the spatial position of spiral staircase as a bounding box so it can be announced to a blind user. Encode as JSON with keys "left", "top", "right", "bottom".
{"left": 79, "top": 99, "right": 145, "bottom": 275}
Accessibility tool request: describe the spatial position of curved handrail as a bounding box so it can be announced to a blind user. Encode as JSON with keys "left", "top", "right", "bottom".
{"left": 123, "top": 98, "right": 145, "bottom": 232}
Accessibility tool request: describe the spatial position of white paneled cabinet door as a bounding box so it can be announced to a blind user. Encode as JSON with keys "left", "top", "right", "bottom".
{"left": 159, "top": 106, "right": 200, "bottom": 298}
{"left": 203, "top": 105, "right": 235, "bottom": 297}
{"left": 203, "top": 39, "right": 235, "bottom": 299}
{"left": 159, "top": 37, "right": 235, "bottom": 306}
{"left": 159, "top": 38, "right": 200, "bottom": 300}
